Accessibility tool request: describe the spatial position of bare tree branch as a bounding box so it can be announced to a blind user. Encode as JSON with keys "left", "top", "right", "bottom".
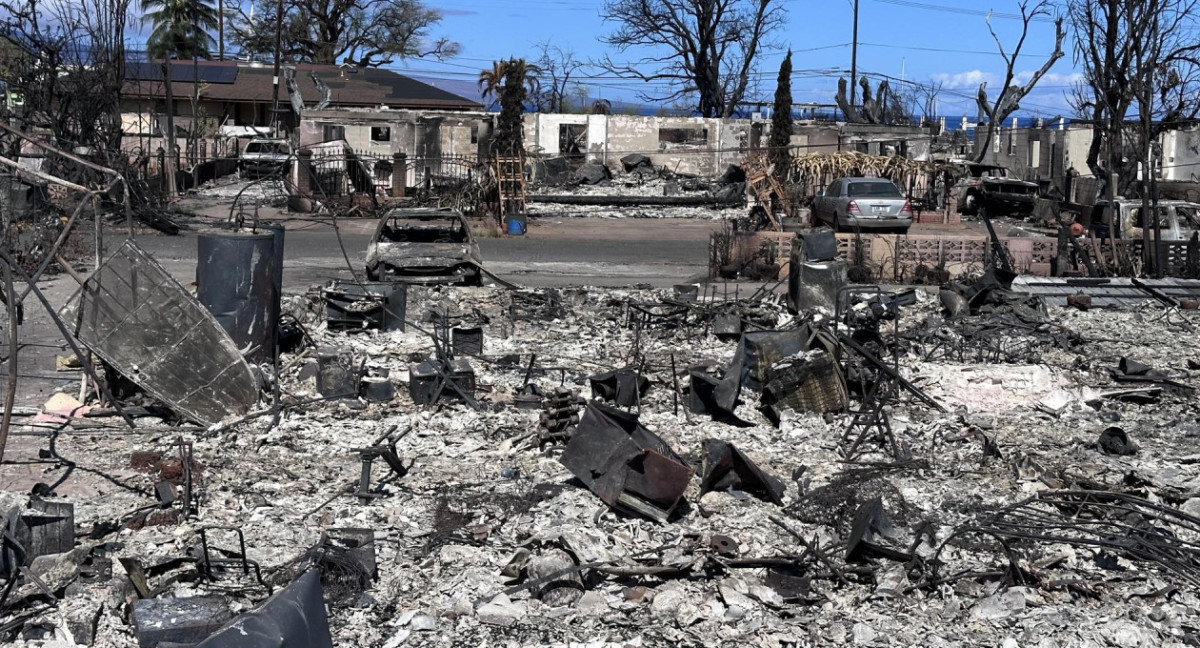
{"left": 973, "top": 0, "right": 1065, "bottom": 163}
{"left": 598, "top": 0, "right": 785, "bottom": 118}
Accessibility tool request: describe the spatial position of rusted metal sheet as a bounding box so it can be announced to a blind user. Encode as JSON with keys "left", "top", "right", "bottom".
{"left": 559, "top": 403, "right": 692, "bottom": 522}
{"left": 60, "top": 240, "right": 259, "bottom": 426}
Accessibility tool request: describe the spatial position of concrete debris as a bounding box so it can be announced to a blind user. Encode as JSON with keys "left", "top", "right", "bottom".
{"left": 620, "top": 154, "right": 652, "bottom": 173}
{"left": 572, "top": 163, "right": 611, "bottom": 186}
{"left": 7, "top": 246, "right": 1200, "bottom": 648}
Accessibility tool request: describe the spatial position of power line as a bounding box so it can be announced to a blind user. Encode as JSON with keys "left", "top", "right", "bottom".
{"left": 867, "top": 0, "right": 1057, "bottom": 22}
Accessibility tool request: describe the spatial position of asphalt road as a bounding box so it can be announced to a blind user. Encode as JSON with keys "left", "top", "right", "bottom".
{"left": 134, "top": 212, "right": 721, "bottom": 290}
{"left": 7, "top": 199, "right": 721, "bottom": 410}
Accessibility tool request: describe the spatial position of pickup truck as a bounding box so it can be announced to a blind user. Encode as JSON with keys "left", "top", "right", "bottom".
{"left": 953, "top": 162, "right": 1038, "bottom": 219}
{"left": 811, "top": 177, "right": 913, "bottom": 232}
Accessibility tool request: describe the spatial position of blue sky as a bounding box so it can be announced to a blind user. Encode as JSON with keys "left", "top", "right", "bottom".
{"left": 390, "top": 0, "right": 1080, "bottom": 118}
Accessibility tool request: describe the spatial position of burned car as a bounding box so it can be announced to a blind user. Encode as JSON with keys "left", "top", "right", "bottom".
{"left": 953, "top": 162, "right": 1039, "bottom": 219}
{"left": 365, "top": 208, "right": 484, "bottom": 285}
{"left": 1084, "top": 198, "right": 1200, "bottom": 241}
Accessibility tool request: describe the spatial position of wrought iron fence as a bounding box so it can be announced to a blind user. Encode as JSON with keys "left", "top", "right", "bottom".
{"left": 410, "top": 155, "right": 486, "bottom": 192}
{"left": 308, "top": 146, "right": 392, "bottom": 198}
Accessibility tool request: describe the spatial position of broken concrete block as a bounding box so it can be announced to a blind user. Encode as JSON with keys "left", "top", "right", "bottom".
{"left": 573, "top": 163, "right": 611, "bottom": 185}
{"left": 132, "top": 596, "right": 232, "bottom": 648}
{"left": 477, "top": 593, "right": 524, "bottom": 627}
{"left": 66, "top": 604, "right": 103, "bottom": 646}
{"left": 719, "top": 164, "right": 746, "bottom": 184}
{"left": 620, "top": 154, "right": 651, "bottom": 172}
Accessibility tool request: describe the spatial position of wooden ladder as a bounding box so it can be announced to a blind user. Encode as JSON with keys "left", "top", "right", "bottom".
{"left": 495, "top": 156, "right": 527, "bottom": 215}
{"left": 744, "top": 155, "right": 785, "bottom": 231}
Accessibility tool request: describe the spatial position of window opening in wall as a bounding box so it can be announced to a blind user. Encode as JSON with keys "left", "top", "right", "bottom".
{"left": 559, "top": 124, "right": 587, "bottom": 156}
{"left": 1008, "top": 130, "right": 1016, "bottom": 156}
{"left": 323, "top": 124, "right": 345, "bottom": 141}
{"left": 371, "top": 126, "right": 391, "bottom": 142}
{"left": 1029, "top": 140, "right": 1041, "bottom": 169}
{"left": 471, "top": 124, "right": 479, "bottom": 144}
{"left": 993, "top": 130, "right": 1001, "bottom": 153}
{"left": 658, "top": 127, "right": 708, "bottom": 147}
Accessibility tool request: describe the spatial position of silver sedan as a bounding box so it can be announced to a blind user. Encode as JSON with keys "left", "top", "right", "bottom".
{"left": 812, "top": 177, "right": 913, "bottom": 232}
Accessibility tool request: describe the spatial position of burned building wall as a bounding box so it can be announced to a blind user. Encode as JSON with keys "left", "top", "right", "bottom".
{"left": 1161, "top": 126, "right": 1200, "bottom": 182}
{"left": 300, "top": 109, "right": 492, "bottom": 186}
{"left": 523, "top": 113, "right": 751, "bottom": 177}
{"left": 299, "top": 109, "right": 490, "bottom": 159}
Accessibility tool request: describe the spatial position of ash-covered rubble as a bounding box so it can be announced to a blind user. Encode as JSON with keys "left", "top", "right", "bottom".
{"left": 527, "top": 156, "right": 747, "bottom": 221}
{"left": 4, "top": 271, "right": 1200, "bottom": 647}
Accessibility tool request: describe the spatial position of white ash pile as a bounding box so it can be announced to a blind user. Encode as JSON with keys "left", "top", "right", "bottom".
{"left": 3, "top": 278, "right": 1200, "bottom": 648}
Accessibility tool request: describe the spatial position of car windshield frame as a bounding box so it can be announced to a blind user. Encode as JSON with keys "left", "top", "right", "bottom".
{"left": 846, "top": 181, "right": 902, "bottom": 198}
{"left": 375, "top": 216, "right": 471, "bottom": 244}
{"left": 246, "top": 142, "right": 288, "bottom": 155}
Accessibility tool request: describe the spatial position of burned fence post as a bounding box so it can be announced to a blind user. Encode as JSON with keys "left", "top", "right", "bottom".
{"left": 295, "top": 149, "right": 314, "bottom": 196}
{"left": 392, "top": 152, "right": 407, "bottom": 198}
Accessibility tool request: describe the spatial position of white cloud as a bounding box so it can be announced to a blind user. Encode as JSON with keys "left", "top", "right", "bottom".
{"left": 930, "top": 70, "right": 997, "bottom": 90}
{"left": 930, "top": 70, "right": 1082, "bottom": 92}
{"left": 1013, "top": 70, "right": 1084, "bottom": 87}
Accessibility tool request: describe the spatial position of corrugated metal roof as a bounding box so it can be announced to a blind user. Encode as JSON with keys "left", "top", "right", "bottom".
{"left": 1013, "top": 276, "right": 1200, "bottom": 307}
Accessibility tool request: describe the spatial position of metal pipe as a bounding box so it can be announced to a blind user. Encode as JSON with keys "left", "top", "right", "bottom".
{"left": 0, "top": 261, "right": 17, "bottom": 464}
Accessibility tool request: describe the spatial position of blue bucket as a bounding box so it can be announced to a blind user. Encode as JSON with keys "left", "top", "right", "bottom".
{"left": 506, "top": 216, "right": 526, "bottom": 236}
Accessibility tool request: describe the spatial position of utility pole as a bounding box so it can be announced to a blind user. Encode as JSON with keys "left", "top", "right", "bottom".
{"left": 218, "top": 0, "right": 224, "bottom": 60}
{"left": 191, "top": 1, "right": 201, "bottom": 188}
{"left": 271, "top": 0, "right": 284, "bottom": 135}
{"left": 850, "top": 0, "right": 859, "bottom": 106}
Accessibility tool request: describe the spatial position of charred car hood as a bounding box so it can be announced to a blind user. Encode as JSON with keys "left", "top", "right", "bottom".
{"left": 979, "top": 176, "right": 1037, "bottom": 189}
{"left": 366, "top": 241, "right": 483, "bottom": 268}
